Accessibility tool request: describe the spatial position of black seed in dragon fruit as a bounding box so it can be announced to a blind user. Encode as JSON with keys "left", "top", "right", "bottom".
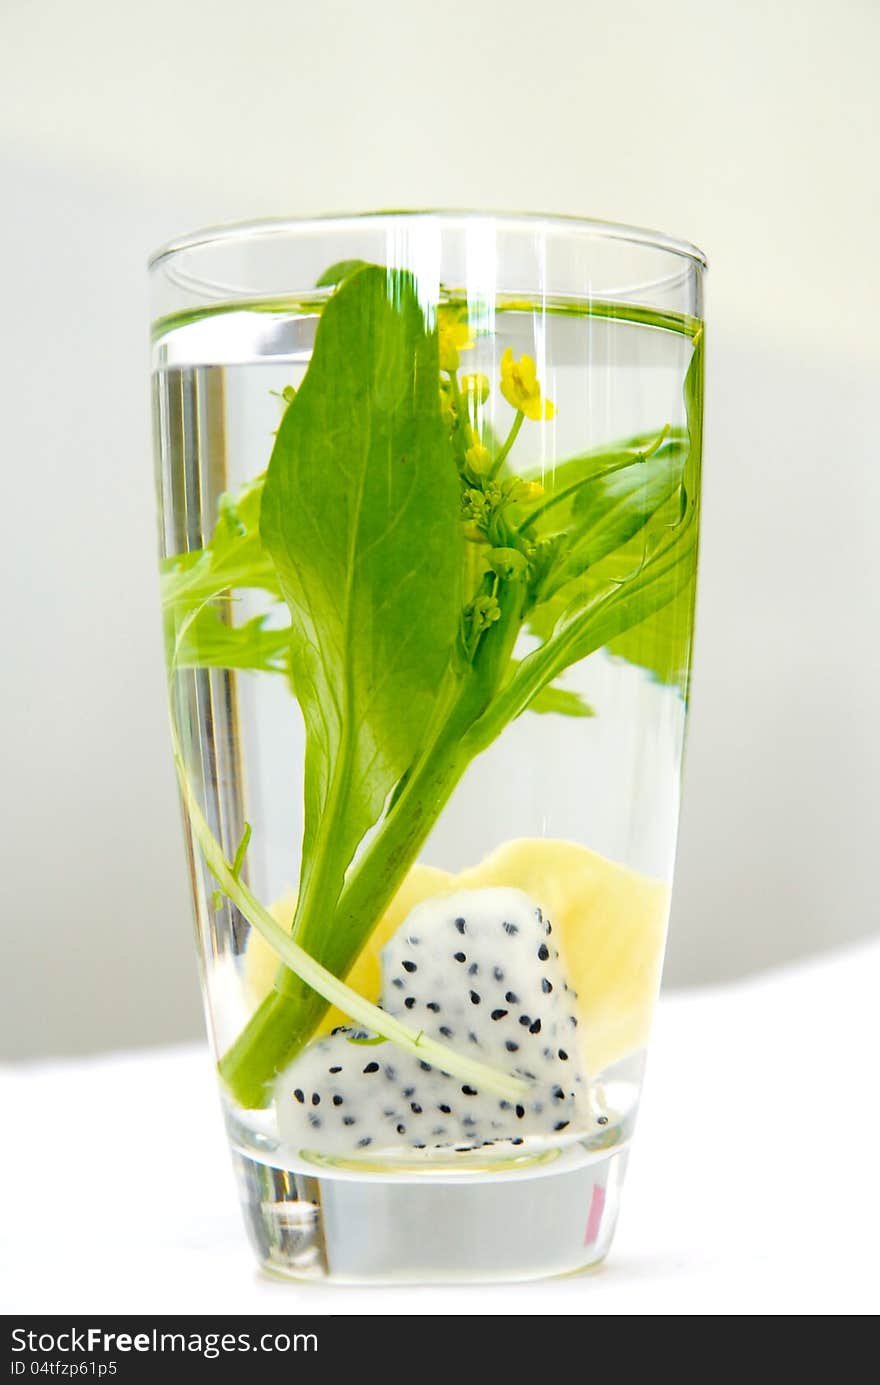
{"left": 275, "top": 888, "right": 589, "bottom": 1158}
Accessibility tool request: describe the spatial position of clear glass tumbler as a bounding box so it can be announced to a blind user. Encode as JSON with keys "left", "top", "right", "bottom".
{"left": 150, "top": 212, "right": 705, "bottom": 1284}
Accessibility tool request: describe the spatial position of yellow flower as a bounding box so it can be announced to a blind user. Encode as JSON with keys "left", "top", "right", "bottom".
{"left": 461, "top": 372, "right": 490, "bottom": 404}
{"left": 465, "top": 439, "right": 492, "bottom": 474}
{"left": 499, "top": 348, "right": 555, "bottom": 421}
{"left": 508, "top": 478, "right": 545, "bottom": 503}
{"left": 438, "top": 307, "right": 475, "bottom": 372}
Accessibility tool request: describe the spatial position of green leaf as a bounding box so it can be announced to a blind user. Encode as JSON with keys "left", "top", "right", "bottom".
{"left": 231, "top": 822, "right": 252, "bottom": 880}
{"left": 523, "top": 681, "right": 595, "bottom": 719}
{"left": 315, "top": 258, "right": 371, "bottom": 288}
{"left": 259, "top": 266, "right": 465, "bottom": 948}
{"left": 160, "top": 476, "right": 278, "bottom": 628}
{"left": 535, "top": 446, "right": 687, "bottom": 604}
{"left": 160, "top": 459, "right": 324, "bottom": 685}
{"left": 501, "top": 658, "right": 595, "bottom": 719}
{"left": 606, "top": 331, "right": 703, "bottom": 693}
{"left": 524, "top": 448, "right": 688, "bottom": 651}
{"left": 171, "top": 605, "right": 290, "bottom": 675}
{"left": 213, "top": 302, "right": 704, "bottom": 1108}
{"left": 466, "top": 514, "right": 698, "bottom": 754}
{"left": 607, "top": 575, "right": 696, "bottom": 691}
{"left": 519, "top": 428, "right": 687, "bottom": 535}
{"left": 466, "top": 335, "right": 703, "bottom": 749}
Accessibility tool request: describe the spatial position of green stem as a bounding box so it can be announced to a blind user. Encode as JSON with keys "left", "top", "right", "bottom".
{"left": 489, "top": 411, "right": 524, "bottom": 478}
{"left": 218, "top": 580, "right": 527, "bottom": 1107}
{"left": 516, "top": 425, "right": 673, "bottom": 534}
{"left": 217, "top": 724, "right": 467, "bottom": 1106}
{"left": 465, "top": 517, "right": 698, "bottom": 757}
{"left": 174, "top": 750, "right": 528, "bottom": 1103}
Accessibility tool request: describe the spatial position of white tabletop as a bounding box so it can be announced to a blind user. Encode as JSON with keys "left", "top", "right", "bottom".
{"left": 2, "top": 941, "right": 878, "bottom": 1316}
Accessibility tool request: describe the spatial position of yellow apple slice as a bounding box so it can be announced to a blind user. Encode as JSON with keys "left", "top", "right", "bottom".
{"left": 244, "top": 842, "right": 668, "bottom": 1075}
{"left": 457, "top": 839, "right": 669, "bottom": 1074}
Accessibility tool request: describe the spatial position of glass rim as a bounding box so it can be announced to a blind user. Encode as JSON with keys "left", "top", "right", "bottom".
{"left": 148, "top": 208, "right": 708, "bottom": 274}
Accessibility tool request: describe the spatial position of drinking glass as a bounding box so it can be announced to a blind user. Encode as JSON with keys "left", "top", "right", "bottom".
{"left": 150, "top": 212, "right": 705, "bottom": 1283}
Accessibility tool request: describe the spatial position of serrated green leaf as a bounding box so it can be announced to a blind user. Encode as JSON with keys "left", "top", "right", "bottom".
{"left": 523, "top": 681, "right": 595, "bottom": 719}
{"left": 171, "top": 605, "right": 290, "bottom": 674}
{"left": 160, "top": 473, "right": 281, "bottom": 671}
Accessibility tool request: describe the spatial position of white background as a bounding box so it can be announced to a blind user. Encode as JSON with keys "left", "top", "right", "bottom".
{"left": 3, "top": 941, "right": 878, "bottom": 1314}
{"left": 1, "top": 0, "right": 878, "bottom": 1059}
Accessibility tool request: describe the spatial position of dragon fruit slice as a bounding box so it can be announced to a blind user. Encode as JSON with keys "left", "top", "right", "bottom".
{"left": 275, "top": 887, "right": 591, "bottom": 1159}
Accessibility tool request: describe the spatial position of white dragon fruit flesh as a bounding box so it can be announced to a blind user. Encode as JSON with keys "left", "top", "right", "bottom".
{"left": 275, "top": 887, "right": 592, "bottom": 1158}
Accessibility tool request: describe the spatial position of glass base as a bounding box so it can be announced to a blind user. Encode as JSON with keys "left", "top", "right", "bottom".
{"left": 231, "top": 1142, "right": 628, "bottom": 1284}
